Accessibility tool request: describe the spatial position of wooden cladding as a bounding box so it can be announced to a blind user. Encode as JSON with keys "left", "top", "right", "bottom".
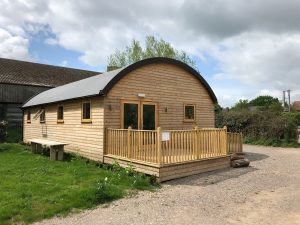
{"left": 23, "top": 97, "right": 104, "bottom": 161}
{"left": 106, "top": 127, "right": 232, "bottom": 166}
{"left": 105, "top": 63, "right": 215, "bottom": 130}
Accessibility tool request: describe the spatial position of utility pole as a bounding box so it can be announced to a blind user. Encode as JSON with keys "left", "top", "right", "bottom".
{"left": 283, "top": 90, "right": 286, "bottom": 109}
{"left": 287, "top": 90, "right": 291, "bottom": 112}
{"left": 283, "top": 90, "right": 291, "bottom": 112}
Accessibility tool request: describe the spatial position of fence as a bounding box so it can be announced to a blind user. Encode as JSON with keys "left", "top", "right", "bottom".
{"left": 106, "top": 127, "right": 233, "bottom": 166}
{"left": 228, "top": 132, "right": 243, "bottom": 154}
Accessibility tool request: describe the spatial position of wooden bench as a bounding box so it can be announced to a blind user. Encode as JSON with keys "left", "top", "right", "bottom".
{"left": 29, "top": 139, "right": 68, "bottom": 161}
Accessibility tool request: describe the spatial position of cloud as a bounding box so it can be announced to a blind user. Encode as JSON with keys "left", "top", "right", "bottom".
{"left": 0, "top": 28, "right": 29, "bottom": 60}
{"left": 1, "top": 0, "right": 300, "bottom": 106}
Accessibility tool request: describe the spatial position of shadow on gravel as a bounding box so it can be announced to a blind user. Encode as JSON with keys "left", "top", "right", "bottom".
{"left": 244, "top": 152, "right": 269, "bottom": 162}
{"left": 166, "top": 166, "right": 258, "bottom": 187}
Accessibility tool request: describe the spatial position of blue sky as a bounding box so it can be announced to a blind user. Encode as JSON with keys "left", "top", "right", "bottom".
{"left": 1, "top": 0, "right": 300, "bottom": 107}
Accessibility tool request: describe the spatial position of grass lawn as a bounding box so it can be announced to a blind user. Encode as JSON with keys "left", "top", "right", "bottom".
{"left": 0, "top": 143, "right": 157, "bottom": 225}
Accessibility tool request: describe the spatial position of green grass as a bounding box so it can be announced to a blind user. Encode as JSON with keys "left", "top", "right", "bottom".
{"left": 243, "top": 137, "right": 300, "bottom": 147}
{"left": 0, "top": 143, "right": 157, "bottom": 225}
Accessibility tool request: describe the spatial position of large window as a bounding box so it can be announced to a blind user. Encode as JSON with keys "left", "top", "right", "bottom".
{"left": 82, "top": 101, "right": 91, "bottom": 122}
{"left": 184, "top": 104, "right": 195, "bottom": 121}
{"left": 57, "top": 105, "right": 64, "bottom": 122}
{"left": 27, "top": 109, "right": 31, "bottom": 123}
{"left": 40, "top": 108, "right": 45, "bottom": 123}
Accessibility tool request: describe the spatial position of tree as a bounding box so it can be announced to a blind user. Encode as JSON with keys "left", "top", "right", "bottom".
{"left": 249, "top": 95, "right": 283, "bottom": 112}
{"left": 107, "top": 36, "right": 196, "bottom": 68}
{"left": 231, "top": 99, "right": 249, "bottom": 111}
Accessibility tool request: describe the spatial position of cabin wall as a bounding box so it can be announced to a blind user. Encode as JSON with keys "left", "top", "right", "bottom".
{"left": 23, "top": 96, "right": 104, "bottom": 161}
{"left": 104, "top": 63, "right": 215, "bottom": 130}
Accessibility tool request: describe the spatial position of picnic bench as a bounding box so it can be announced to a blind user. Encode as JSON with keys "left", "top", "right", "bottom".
{"left": 29, "top": 139, "right": 67, "bottom": 161}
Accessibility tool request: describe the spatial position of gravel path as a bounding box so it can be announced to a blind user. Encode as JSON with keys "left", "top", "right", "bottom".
{"left": 35, "top": 145, "right": 300, "bottom": 225}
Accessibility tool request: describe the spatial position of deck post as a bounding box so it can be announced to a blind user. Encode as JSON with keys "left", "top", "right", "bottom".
{"left": 194, "top": 126, "right": 199, "bottom": 159}
{"left": 223, "top": 126, "right": 228, "bottom": 155}
{"left": 240, "top": 132, "right": 243, "bottom": 153}
{"left": 157, "top": 127, "right": 162, "bottom": 166}
{"left": 128, "top": 126, "right": 132, "bottom": 159}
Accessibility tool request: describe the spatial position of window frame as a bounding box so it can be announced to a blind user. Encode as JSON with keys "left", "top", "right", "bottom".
{"left": 27, "top": 109, "right": 31, "bottom": 123}
{"left": 81, "top": 100, "right": 92, "bottom": 123}
{"left": 183, "top": 104, "right": 196, "bottom": 122}
{"left": 57, "top": 105, "right": 64, "bottom": 123}
{"left": 120, "top": 99, "right": 158, "bottom": 129}
{"left": 39, "top": 108, "right": 46, "bottom": 124}
{"left": 120, "top": 100, "right": 140, "bottom": 129}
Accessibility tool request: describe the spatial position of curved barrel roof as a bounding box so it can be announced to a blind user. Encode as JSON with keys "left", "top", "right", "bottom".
{"left": 23, "top": 57, "right": 217, "bottom": 108}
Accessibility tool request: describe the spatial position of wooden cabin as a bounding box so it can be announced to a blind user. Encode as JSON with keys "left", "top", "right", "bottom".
{"left": 22, "top": 57, "right": 242, "bottom": 181}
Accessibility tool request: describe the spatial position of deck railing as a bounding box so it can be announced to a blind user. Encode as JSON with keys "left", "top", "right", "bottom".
{"left": 228, "top": 132, "right": 243, "bottom": 154}
{"left": 106, "top": 126, "right": 233, "bottom": 166}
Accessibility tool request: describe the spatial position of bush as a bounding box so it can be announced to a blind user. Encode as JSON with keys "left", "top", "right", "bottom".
{"left": 0, "top": 121, "right": 8, "bottom": 142}
{"left": 218, "top": 111, "right": 299, "bottom": 146}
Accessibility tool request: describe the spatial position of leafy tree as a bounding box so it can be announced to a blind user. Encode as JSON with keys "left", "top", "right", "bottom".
{"left": 107, "top": 36, "right": 196, "bottom": 68}
{"left": 249, "top": 95, "right": 282, "bottom": 111}
{"left": 231, "top": 99, "right": 249, "bottom": 111}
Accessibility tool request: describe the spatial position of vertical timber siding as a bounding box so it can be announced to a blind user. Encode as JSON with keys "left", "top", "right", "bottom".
{"left": 104, "top": 63, "right": 215, "bottom": 130}
{"left": 23, "top": 97, "right": 104, "bottom": 161}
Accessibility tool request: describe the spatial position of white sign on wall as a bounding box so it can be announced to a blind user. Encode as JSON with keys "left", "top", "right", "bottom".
{"left": 162, "top": 131, "right": 170, "bottom": 141}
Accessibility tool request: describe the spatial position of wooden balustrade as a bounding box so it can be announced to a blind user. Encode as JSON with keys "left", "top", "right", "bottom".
{"left": 106, "top": 127, "right": 240, "bottom": 166}
{"left": 228, "top": 132, "right": 243, "bottom": 154}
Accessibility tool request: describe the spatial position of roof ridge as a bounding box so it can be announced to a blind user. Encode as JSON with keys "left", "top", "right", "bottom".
{"left": 0, "top": 57, "right": 100, "bottom": 73}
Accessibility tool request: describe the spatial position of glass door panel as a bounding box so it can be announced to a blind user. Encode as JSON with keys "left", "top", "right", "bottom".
{"left": 142, "top": 104, "right": 156, "bottom": 130}
{"left": 123, "top": 103, "right": 138, "bottom": 129}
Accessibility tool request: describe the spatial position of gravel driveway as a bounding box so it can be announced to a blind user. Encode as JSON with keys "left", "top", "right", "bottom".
{"left": 35, "top": 145, "right": 300, "bottom": 225}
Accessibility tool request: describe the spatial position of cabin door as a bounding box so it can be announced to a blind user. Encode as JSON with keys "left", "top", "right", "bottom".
{"left": 141, "top": 102, "right": 157, "bottom": 130}
{"left": 121, "top": 101, "right": 157, "bottom": 130}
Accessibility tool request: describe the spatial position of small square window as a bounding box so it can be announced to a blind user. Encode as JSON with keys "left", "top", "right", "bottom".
{"left": 57, "top": 105, "right": 64, "bottom": 122}
{"left": 184, "top": 104, "right": 195, "bottom": 121}
{"left": 40, "top": 108, "right": 45, "bottom": 123}
{"left": 27, "top": 109, "right": 31, "bottom": 123}
{"left": 82, "top": 101, "right": 91, "bottom": 122}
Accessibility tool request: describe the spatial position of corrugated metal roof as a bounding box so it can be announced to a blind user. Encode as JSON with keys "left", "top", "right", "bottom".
{"left": 23, "top": 68, "right": 123, "bottom": 107}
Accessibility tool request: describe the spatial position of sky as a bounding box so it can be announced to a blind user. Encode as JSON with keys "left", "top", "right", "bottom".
{"left": 1, "top": 0, "right": 300, "bottom": 107}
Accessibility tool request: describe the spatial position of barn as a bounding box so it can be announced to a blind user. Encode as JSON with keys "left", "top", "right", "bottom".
{"left": 22, "top": 57, "right": 242, "bottom": 181}
{"left": 0, "top": 57, "right": 99, "bottom": 127}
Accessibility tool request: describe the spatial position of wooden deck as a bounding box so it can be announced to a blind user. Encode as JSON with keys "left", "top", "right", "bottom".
{"left": 104, "top": 155, "right": 230, "bottom": 182}
{"left": 105, "top": 127, "right": 242, "bottom": 181}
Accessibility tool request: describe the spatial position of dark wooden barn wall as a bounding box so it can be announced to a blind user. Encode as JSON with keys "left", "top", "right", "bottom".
{"left": 0, "top": 83, "right": 50, "bottom": 103}
{"left": 0, "top": 83, "right": 50, "bottom": 126}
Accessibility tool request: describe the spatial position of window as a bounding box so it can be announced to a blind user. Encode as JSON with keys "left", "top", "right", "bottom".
{"left": 57, "top": 105, "right": 64, "bottom": 122}
{"left": 27, "top": 109, "right": 31, "bottom": 123}
{"left": 40, "top": 108, "right": 45, "bottom": 123}
{"left": 82, "top": 101, "right": 91, "bottom": 122}
{"left": 184, "top": 104, "right": 195, "bottom": 121}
